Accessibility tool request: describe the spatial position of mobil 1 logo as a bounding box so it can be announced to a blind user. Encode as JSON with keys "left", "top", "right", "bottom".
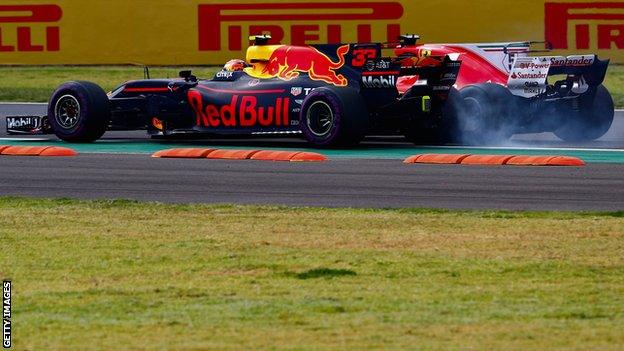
{"left": 362, "top": 75, "right": 396, "bottom": 88}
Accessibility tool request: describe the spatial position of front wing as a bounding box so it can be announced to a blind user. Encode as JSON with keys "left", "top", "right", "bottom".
{"left": 5, "top": 116, "right": 52, "bottom": 135}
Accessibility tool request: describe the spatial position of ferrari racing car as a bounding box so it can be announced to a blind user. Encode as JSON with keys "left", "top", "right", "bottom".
{"left": 6, "top": 35, "right": 461, "bottom": 148}
{"left": 394, "top": 35, "right": 614, "bottom": 144}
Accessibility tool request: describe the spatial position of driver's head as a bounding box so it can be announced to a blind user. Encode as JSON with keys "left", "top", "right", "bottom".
{"left": 223, "top": 59, "right": 249, "bottom": 72}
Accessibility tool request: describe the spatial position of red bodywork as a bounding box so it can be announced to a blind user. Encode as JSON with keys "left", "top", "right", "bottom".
{"left": 394, "top": 44, "right": 512, "bottom": 94}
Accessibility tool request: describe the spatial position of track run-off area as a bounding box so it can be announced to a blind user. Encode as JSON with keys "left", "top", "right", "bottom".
{"left": 1, "top": 103, "right": 624, "bottom": 210}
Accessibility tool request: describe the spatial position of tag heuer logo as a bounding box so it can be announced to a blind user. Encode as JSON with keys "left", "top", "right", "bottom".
{"left": 291, "top": 87, "right": 303, "bottom": 96}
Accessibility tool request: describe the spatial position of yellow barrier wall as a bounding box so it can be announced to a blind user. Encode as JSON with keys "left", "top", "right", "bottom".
{"left": 0, "top": 0, "right": 623, "bottom": 65}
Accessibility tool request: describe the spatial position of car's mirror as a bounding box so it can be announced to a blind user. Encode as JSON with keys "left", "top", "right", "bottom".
{"left": 179, "top": 70, "right": 197, "bottom": 82}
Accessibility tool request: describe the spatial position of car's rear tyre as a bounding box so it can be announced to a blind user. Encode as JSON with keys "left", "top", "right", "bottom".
{"left": 47, "top": 81, "right": 110, "bottom": 142}
{"left": 300, "top": 87, "right": 368, "bottom": 147}
{"left": 554, "top": 84, "right": 614, "bottom": 142}
{"left": 452, "top": 83, "right": 515, "bottom": 145}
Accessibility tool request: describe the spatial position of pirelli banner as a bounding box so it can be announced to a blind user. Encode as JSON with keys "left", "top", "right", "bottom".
{"left": 1, "top": 0, "right": 624, "bottom": 65}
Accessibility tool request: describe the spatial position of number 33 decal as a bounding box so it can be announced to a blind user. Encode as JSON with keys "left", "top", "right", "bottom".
{"left": 351, "top": 48, "right": 377, "bottom": 67}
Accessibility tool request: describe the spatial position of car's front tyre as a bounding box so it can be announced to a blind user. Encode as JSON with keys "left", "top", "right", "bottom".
{"left": 47, "top": 81, "right": 110, "bottom": 142}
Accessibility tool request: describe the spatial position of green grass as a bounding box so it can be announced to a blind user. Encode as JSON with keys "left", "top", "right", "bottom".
{"left": 604, "top": 65, "right": 624, "bottom": 107}
{"left": 1, "top": 197, "right": 623, "bottom": 350}
{"left": 0, "top": 66, "right": 219, "bottom": 102}
{"left": 0, "top": 64, "right": 623, "bottom": 107}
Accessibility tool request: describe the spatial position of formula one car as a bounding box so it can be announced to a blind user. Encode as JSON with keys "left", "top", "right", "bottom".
{"left": 6, "top": 35, "right": 461, "bottom": 148}
{"left": 394, "top": 35, "right": 613, "bottom": 144}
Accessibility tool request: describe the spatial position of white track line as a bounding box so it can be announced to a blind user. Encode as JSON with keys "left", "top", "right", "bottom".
{"left": 0, "top": 102, "right": 47, "bottom": 105}
{"left": 1, "top": 137, "right": 620, "bottom": 153}
{"left": 424, "top": 145, "right": 624, "bottom": 152}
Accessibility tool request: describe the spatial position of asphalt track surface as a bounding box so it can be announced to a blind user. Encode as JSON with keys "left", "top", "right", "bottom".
{"left": 1, "top": 103, "right": 623, "bottom": 210}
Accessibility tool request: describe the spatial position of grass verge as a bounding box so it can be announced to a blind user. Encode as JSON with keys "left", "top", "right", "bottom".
{"left": 1, "top": 197, "right": 623, "bottom": 350}
{"left": 0, "top": 65, "right": 623, "bottom": 107}
{"left": 0, "top": 66, "right": 219, "bottom": 103}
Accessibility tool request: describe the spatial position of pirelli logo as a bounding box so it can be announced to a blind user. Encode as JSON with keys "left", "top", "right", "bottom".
{"left": 545, "top": 2, "right": 624, "bottom": 50}
{"left": 198, "top": 1, "right": 404, "bottom": 51}
{"left": 0, "top": 4, "right": 62, "bottom": 52}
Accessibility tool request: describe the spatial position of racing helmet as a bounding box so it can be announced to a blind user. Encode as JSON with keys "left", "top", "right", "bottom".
{"left": 223, "top": 59, "right": 249, "bottom": 72}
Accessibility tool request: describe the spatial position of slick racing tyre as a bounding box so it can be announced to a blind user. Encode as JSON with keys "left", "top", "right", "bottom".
{"left": 300, "top": 87, "right": 368, "bottom": 147}
{"left": 47, "top": 81, "right": 110, "bottom": 142}
{"left": 554, "top": 85, "right": 614, "bottom": 142}
{"left": 453, "top": 83, "right": 515, "bottom": 145}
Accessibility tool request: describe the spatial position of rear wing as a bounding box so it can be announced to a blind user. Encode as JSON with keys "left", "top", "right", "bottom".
{"left": 547, "top": 55, "right": 609, "bottom": 86}
{"left": 507, "top": 54, "right": 609, "bottom": 98}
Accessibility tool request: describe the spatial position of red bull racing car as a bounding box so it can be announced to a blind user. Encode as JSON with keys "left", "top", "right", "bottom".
{"left": 6, "top": 35, "right": 461, "bottom": 147}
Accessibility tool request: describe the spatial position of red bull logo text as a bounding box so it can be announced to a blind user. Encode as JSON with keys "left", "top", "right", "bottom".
{"left": 0, "top": 4, "right": 62, "bottom": 52}
{"left": 262, "top": 45, "right": 349, "bottom": 86}
{"left": 198, "top": 2, "right": 403, "bottom": 51}
{"left": 545, "top": 2, "right": 624, "bottom": 50}
{"left": 188, "top": 90, "right": 290, "bottom": 128}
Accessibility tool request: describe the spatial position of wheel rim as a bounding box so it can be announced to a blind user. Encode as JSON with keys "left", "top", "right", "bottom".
{"left": 54, "top": 95, "right": 81, "bottom": 129}
{"left": 306, "top": 100, "right": 334, "bottom": 137}
{"left": 461, "top": 97, "right": 483, "bottom": 132}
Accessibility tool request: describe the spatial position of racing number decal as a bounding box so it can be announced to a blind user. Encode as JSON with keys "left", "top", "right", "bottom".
{"left": 351, "top": 48, "right": 377, "bottom": 67}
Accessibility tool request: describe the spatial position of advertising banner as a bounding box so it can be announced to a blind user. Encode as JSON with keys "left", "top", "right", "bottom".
{"left": 0, "top": 0, "right": 623, "bottom": 65}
